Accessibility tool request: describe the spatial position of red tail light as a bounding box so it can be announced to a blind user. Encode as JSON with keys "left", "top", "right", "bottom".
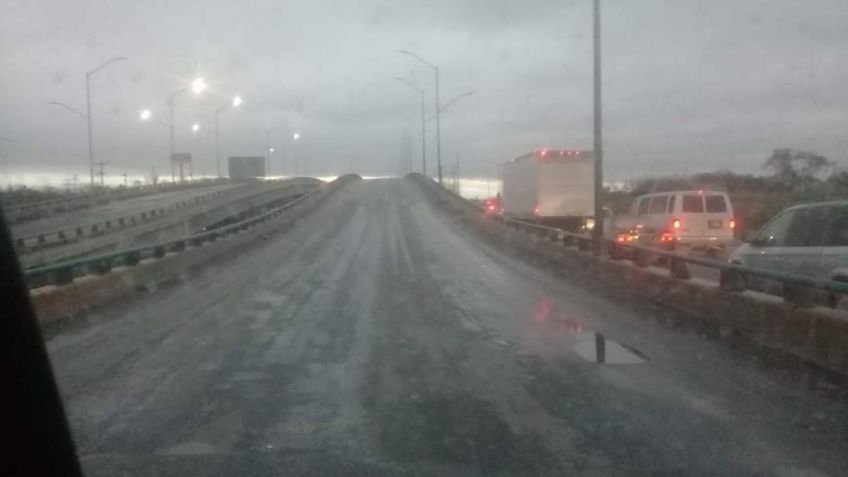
{"left": 533, "top": 204, "right": 540, "bottom": 215}
{"left": 672, "top": 218, "right": 681, "bottom": 230}
{"left": 729, "top": 218, "right": 736, "bottom": 229}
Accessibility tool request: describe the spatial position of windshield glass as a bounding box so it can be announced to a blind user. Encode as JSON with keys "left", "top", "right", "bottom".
{"left": 3, "top": 1, "right": 848, "bottom": 476}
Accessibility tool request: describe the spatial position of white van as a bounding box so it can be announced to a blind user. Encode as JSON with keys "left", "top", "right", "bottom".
{"left": 615, "top": 190, "right": 736, "bottom": 248}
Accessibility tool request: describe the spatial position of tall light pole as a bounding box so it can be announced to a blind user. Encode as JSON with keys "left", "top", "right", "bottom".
{"left": 215, "top": 95, "right": 243, "bottom": 178}
{"left": 86, "top": 57, "right": 127, "bottom": 187}
{"left": 592, "top": 0, "right": 604, "bottom": 255}
{"left": 265, "top": 127, "right": 277, "bottom": 177}
{"left": 400, "top": 50, "right": 442, "bottom": 184}
{"left": 291, "top": 132, "right": 301, "bottom": 176}
{"left": 168, "top": 78, "right": 207, "bottom": 181}
{"left": 395, "top": 76, "right": 427, "bottom": 176}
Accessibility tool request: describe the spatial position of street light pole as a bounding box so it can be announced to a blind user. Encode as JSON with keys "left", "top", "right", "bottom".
{"left": 435, "top": 66, "right": 442, "bottom": 184}
{"left": 214, "top": 110, "right": 221, "bottom": 178}
{"left": 167, "top": 78, "right": 207, "bottom": 182}
{"left": 169, "top": 92, "right": 177, "bottom": 182}
{"left": 84, "top": 57, "right": 127, "bottom": 187}
{"left": 214, "top": 96, "right": 242, "bottom": 179}
{"left": 399, "top": 50, "right": 442, "bottom": 184}
{"left": 395, "top": 76, "right": 427, "bottom": 176}
{"left": 592, "top": 0, "right": 604, "bottom": 255}
{"left": 265, "top": 128, "right": 276, "bottom": 177}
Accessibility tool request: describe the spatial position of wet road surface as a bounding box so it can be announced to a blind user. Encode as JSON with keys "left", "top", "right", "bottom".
{"left": 45, "top": 178, "right": 848, "bottom": 476}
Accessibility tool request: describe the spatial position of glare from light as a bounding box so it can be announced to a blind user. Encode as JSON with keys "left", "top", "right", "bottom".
{"left": 232, "top": 95, "right": 243, "bottom": 107}
{"left": 139, "top": 109, "right": 152, "bottom": 121}
{"left": 269, "top": 148, "right": 275, "bottom": 153}
{"left": 191, "top": 122, "right": 200, "bottom": 132}
{"left": 292, "top": 132, "right": 300, "bottom": 140}
{"left": 191, "top": 78, "right": 207, "bottom": 95}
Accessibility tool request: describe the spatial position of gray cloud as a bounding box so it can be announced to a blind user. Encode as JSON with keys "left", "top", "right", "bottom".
{"left": 2, "top": 0, "right": 848, "bottom": 185}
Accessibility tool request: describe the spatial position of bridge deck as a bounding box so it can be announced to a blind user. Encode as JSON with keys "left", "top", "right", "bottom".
{"left": 45, "top": 178, "right": 848, "bottom": 476}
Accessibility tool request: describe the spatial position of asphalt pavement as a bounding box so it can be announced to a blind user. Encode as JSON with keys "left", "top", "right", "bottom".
{"left": 45, "top": 178, "right": 848, "bottom": 476}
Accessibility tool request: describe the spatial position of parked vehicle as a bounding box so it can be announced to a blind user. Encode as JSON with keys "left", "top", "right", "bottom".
{"left": 613, "top": 190, "right": 736, "bottom": 249}
{"left": 729, "top": 201, "right": 848, "bottom": 284}
{"left": 501, "top": 149, "right": 594, "bottom": 231}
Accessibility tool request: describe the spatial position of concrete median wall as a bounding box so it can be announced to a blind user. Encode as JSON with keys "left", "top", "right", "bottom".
{"left": 411, "top": 174, "right": 848, "bottom": 377}
{"left": 31, "top": 176, "right": 360, "bottom": 325}
{"left": 19, "top": 181, "right": 316, "bottom": 268}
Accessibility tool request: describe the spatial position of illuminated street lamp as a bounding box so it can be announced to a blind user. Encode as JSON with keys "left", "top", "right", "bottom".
{"left": 191, "top": 122, "right": 200, "bottom": 132}
{"left": 139, "top": 109, "right": 152, "bottom": 121}
{"left": 167, "top": 77, "right": 207, "bottom": 181}
{"left": 191, "top": 78, "right": 208, "bottom": 95}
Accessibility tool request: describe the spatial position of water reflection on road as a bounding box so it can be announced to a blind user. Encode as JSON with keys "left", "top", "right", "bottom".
{"left": 528, "top": 294, "right": 647, "bottom": 364}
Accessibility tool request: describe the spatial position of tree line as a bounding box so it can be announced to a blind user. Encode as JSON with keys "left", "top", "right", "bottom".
{"left": 606, "top": 149, "right": 848, "bottom": 233}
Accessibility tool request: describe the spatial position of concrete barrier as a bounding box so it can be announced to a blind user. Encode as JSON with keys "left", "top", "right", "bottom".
{"left": 18, "top": 181, "right": 319, "bottom": 268}
{"left": 31, "top": 175, "right": 360, "bottom": 325}
{"left": 410, "top": 173, "right": 848, "bottom": 377}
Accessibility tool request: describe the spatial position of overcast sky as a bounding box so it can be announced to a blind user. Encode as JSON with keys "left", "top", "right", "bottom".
{"left": 2, "top": 0, "right": 848, "bottom": 185}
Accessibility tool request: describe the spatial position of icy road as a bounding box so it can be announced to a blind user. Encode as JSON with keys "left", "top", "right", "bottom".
{"left": 46, "top": 178, "right": 848, "bottom": 476}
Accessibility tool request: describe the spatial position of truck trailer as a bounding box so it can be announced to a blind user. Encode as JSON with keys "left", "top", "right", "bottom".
{"left": 501, "top": 149, "right": 595, "bottom": 230}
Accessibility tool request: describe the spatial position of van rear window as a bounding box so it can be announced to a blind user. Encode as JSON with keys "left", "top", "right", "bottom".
{"left": 637, "top": 198, "right": 650, "bottom": 214}
{"left": 705, "top": 195, "right": 727, "bottom": 213}
{"left": 682, "top": 195, "right": 704, "bottom": 213}
{"left": 649, "top": 196, "right": 668, "bottom": 214}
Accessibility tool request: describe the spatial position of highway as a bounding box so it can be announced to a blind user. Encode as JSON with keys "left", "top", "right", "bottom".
{"left": 12, "top": 183, "right": 242, "bottom": 239}
{"left": 46, "top": 178, "right": 848, "bottom": 476}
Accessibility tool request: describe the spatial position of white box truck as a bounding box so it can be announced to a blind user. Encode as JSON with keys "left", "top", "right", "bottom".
{"left": 501, "top": 149, "right": 595, "bottom": 230}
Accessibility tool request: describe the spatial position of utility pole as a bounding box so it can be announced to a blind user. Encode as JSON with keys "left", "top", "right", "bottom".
{"left": 122, "top": 172, "right": 128, "bottom": 187}
{"left": 435, "top": 66, "right": 442, "bottom": 184}
{"left": 94, "top": 161, "right": 109, "bottom": 187}
{"left": 399, "top": 50, "right": 443, "bottom": 183}
{"left": 592, "top": 0, "right": 605, "bottom": 256}
{"left": 85, "top": 57, "right": 127, "bottom": 187}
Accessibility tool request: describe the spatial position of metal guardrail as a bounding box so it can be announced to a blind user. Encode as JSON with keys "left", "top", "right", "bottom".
{"left": 23, "top": 175, "right": 358, "bottom": 289}
{"left": 2, "top": 178, "right": 231, "bottom": 221}
{"left": 407, "top": 173, "right": 848, "bottom": 306}
{"left": 13, "top": 179, "right": 321, "bottom": 252}
{"left": 490, "top": 214, "right": 848, "bottom": 303}
{"left": 12, "top": 184, "right": 251, "bottom": 252}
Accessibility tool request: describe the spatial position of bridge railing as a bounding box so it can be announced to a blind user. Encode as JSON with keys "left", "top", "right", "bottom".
{"left": 2, "top": 178, "right": 232, "bottom": 223}
{"left": 493, "top": 212, "right": 848, "bottom": 306}
{"left": 23, "top": 175, "right": 357, "bottom": 289}
{"left": 408, "top": 173, "right": 848, "bottom": 307}
{"left": 13, "top": 178, "right": 322, "bottom": 253}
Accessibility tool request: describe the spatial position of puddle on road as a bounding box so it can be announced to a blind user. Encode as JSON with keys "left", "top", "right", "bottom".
{"left": 574, "top": 333, "right": 648, "bottom": 364}
{"left": 529, "top": 294, "right": 648, "bottom": 364}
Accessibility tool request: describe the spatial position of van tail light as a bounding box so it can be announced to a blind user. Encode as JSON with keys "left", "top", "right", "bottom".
{"left": 729, "top": 218, "right": 736, "bottom": 229}
{"left": 660, "top": 232, "right": 674, "bottom": 242}
{"left": 533, "top": 203, "right": 540, "bottom": 216}
{"left": 672, "top": 218, "right": 681, "bottom": 230}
